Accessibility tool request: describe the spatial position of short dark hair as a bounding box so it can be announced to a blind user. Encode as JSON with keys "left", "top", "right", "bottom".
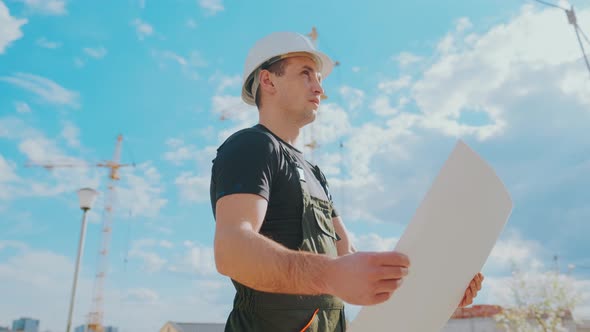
{"left": 255, "top": 58, "right": 288, "bottom": 107}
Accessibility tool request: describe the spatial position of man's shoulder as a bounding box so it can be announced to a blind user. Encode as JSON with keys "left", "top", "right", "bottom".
{"left": 218, "top": 125, "right": 280, "bottom": 154}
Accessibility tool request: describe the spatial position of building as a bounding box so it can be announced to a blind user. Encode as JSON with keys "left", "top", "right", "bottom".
{"left": 12, "top": 318, "right": 39, "bottom": 332}
{"left": 158, "top": 312, "right": 588, "bottom": 332}
{"left": 74, "top": 325, "right": 118, "bottom": 332}
{"left": 0, "top": 326, "right": 11, "bottom": 332}
{"left": 160, "top": 322, "right": 224, "bottom": 332}
{"left": 442, "top": 305, "right": 503, "bottom": 331}
{"left": 441, "top": 305, "right": 580, "bottom": 331}
{"left": 578, "top": 319, "right": 590, "bottom": 332}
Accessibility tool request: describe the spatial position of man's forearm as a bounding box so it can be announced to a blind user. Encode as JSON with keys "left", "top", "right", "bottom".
{"left": 214, "top": 223, "right": 333, "bottom": 295}
{"left": 333, "top": 216, "right": 356, "bottom": 256}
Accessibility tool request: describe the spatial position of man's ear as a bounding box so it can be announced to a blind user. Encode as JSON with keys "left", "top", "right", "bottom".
{"left": 258, "top": 69, "right": 276, "bottom": 94}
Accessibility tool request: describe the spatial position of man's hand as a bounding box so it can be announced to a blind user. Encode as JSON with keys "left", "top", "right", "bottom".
{"left": 459, "top": 272, "right": 484, "bottom": 307}
{"left": 324, "top": 251, "right": 410, "bottom": 306}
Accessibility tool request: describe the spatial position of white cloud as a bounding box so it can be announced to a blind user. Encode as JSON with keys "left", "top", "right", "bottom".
{"left": 128, "top": 238, "right": 177, "bottom": 273}
{"left": 211, "top": 94, "right": 258, "bottom": 140}
{"left": 378, "top": 75, "right": 412, "bottom": 94}
{"left": 159, "top": 240, "right": 173, "bottom": 248}
{"left": 338, "top": 85, "right": 365, "bottom": 110}
{"left": 3, "top": 121, "right": 156, "bottom": 204}
{"left": 130, "top": 248, "right": 167, "bottom": 273}
{"left": 0, "top": 73, "right": 79, "bottom": 108}
{"left": 155, "top": 50, "right": 187, "bottom": 66}
{"left": 315, "top": 152, "right": 342, "bottom": 177}
{"left": 437, "top": 34, "right": 455, "bottom": 54}
{"left": 61, "top": 121, "right": 80, "bottom": 148}
{"left": 349, "top": 232, "right": 399, "bottom": 252}
{"left": 199, "top": 0, "right": 224, "bottom": 15}
{"left": 455, "top": 17, "right": 473, "bottom": 32}
{"left": 163, "top": 139, "right": 198, "bottom": 165}
{"left": 186, "top": 18, "right": 197, "bottom": 29}
{"left": 0, "top": 155, "right": 20, "bottom": 200}
{"left": 14, "top": 101, "right": 31, "bottom": 113}
{"left": 132, "top": 18, "right": 153, "bottom": 40}
{"left": 169, "top": 242, "right": 216, "bottom": 276}
{"left": 165, "top": 139, "right": 215, "bottom": 203}
{"left": 74, "top": 57, "right": 85, "bottom": 68}
{"left": 20, "top": 136, "right": 67, "bottom": 163}
{"left": 301, "top": 102, "right": 351, "bottom": 152}
{"left": 152, "top": 50, "right": 207, "bottom": 80}
{"left": 324, "top": 112, "right": 423, "bottom": 224}
{"left": 560, "top": 62, "right": 590, "bottom": 105}
{"left": 411, "top": 6, "right": 590, "bottom": 141}
{"left": 117, "top": 162, "right": 168, "bottom": 218}
{"left": 0, "top": 240, "right": 27, "bottom": 251}
{"left": 482, "top": 231, "right": 544, "bottom": 276}
{"left": 22, "top": 0, "right": 67, "bottom": 15}
{"left": 393, "top": 52, "right": 423, "bottom": 67}
{"left": 36, "top": 37, "right": 61, "bottom": 49}
{"left": 0, "top": 1, "right": 27, "bottom": 54}
{"left": 0, "top": 243, "right": 233, "bottom": 332}
{"left": 83, "top": 46, "right": 107, "bottom": 59}
{"left": 174, "top": 172, "right": 210, "bottom": 203}
{"left": 11, "top": 131, "right": 100, "bottom": 198}
{"left": 371, "top": 96, "right": 399, "bottom": 116}
{"left": 209, "top": 73, "right": 241, "bottom": 94}
{"left": 125, "top": 288, "right": 159, "bottom": 303}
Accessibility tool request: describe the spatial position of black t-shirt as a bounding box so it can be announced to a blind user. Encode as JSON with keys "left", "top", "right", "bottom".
{"left": 210, "top": 124, "right": 338, "bottom": 250}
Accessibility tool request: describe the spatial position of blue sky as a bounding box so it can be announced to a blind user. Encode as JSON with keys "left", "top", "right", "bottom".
{"left": 1, "top": 0, "right": 590, "bottom": 331}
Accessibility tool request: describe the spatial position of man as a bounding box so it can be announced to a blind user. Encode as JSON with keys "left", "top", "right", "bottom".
{"left": 210, "top": 31, "right": 483, "bottom": 332}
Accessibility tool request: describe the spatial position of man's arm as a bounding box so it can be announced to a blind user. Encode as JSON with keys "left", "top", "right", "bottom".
{"left": 332, "top": 216, "right": 356, "bottom": 256}
{"left": 214, "top": 193, "right": 411, "bottom": 305}
{"left": 214, "top": 193, "right": 329, "bottom": 295}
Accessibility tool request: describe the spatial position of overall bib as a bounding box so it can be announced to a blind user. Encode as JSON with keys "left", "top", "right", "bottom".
{"left": 225, "top": 140, "right": 346, "bottom": 332}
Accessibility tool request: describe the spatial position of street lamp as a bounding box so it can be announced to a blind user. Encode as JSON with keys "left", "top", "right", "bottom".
{"left": 66, "top": 188, "right": 99, "bottom": 332}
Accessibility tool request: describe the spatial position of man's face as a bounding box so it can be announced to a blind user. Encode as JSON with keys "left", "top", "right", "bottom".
{"left": 273, "top": 56, "right": 324, "bottom": 124}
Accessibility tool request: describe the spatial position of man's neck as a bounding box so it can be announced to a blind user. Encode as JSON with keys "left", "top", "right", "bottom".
{"left": 258, "top": 110, "right": 301, "bottom": 147}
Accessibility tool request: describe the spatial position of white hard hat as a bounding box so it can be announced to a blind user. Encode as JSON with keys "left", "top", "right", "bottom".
{"left": 241, "top": 31, "right": 334, "bottom": 106}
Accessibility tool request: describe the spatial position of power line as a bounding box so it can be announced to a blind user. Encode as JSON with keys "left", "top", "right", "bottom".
{"left": 565, "top": 7, "right": 590, "bottom": 79}
{"left": 577, "top": 24, "right": 590, "bottom": 46}
{"left": 532, "top": 0, "right": 569, "bottom": 11}
{"left": 573, "top": 23, "right": 590, "bottom": 78}
{"left": 532, "top": 1, "right": 590, "bottom": 79}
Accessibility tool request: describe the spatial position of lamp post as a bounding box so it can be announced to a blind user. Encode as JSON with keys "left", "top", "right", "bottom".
{"left": 66, "top": 188, "right": 98, "bottom": 332}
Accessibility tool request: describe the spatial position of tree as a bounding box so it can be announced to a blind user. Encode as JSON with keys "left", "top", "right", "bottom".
{"left": 494, "top": 268, "right": 580, "bottom": 332}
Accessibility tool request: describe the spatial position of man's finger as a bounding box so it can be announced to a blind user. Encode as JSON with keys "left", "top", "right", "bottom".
{"left": 372, "top": 251, "right": 410, "bottom": 267}
{"left": 375, "top": 266, "right": 409, "bottom": 280}
{"left": 470, "top": 282, "right": 478, "bottom": 297}
{"left": 375, "top": 278, "right": 403, "bottom": 294}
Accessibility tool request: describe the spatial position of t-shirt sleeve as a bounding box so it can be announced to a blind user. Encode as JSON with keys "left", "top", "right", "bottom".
{"left": 210, "top": 130, "right": 277, "bottom": 208}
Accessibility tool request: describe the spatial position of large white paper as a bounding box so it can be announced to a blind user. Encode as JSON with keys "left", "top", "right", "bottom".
{"left": 348, "top": 140, "right": 513, "bottom": 332}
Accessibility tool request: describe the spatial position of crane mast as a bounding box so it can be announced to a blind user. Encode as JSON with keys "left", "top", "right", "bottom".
{"left": 87, "top": 134, "right": 123, "bottom": 332}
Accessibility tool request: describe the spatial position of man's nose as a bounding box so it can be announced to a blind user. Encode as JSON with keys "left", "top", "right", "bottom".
{"left": 311, "top": 76, "right": 324, "bottom": 96}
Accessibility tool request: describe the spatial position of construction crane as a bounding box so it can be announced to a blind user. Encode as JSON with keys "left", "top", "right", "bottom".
{"left": 26, "top": 134, "right": 132, "bottom": 332}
